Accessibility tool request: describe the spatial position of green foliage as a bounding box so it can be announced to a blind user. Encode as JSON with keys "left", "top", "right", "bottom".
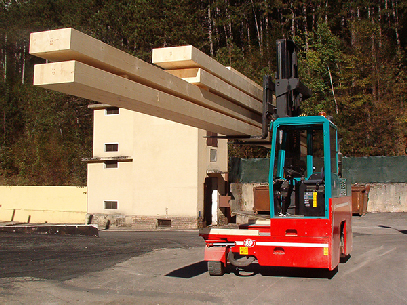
{"left": 228, "top": 142, "right": 269, "bottom": 159}
{"left": 0, "top": 84, "right": 92, "bottom": 185}
{"left": 296, "top": 22, "right": 343, "bottom": 116}
{"left": 1, "top": 0, "right": 407, "bottom": 184}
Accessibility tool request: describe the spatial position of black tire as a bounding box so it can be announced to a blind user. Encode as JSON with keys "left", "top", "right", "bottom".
{"left": 208, "top": 261, "right": 224, "bottom": 276}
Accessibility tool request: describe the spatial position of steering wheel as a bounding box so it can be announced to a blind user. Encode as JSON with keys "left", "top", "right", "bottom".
{"left": 284, "top": 165, "right": 304, "bottom": 178}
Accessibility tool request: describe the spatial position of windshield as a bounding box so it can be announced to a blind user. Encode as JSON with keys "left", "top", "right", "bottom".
{"left": 273, "top": 125, "right": 324, "bottom": 180}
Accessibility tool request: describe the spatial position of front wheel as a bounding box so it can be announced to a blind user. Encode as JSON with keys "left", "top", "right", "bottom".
{"left": 208, "top": 261, "right": 224, "bottom": 276}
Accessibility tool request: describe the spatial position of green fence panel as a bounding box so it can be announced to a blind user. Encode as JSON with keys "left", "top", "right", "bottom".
{"left": 229, "top": 158, "right": 270, "bottom": 183}
{"left": 230, "top": 156, "right": 407, "bottom": 184}
{"left": 342, "top": 156, "right": 407, "bottom": 184}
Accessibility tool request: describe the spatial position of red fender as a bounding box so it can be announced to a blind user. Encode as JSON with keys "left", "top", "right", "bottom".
{"left": 204, "top": 246, "right": 227, "bottom": 266}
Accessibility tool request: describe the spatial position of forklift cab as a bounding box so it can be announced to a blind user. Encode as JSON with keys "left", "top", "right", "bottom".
{"left": 269, "top": 116, "right": 341, "bottom": 218}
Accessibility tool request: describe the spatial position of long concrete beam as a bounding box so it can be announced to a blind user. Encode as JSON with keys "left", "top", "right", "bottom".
{"left": 29, "top": 28, "right": 262, "bottom": 127}
{"left": 167, "top": 68, "right": 262, "bottom": 114}
{"left": 152, "top": 45, "right": 263, "bottom": 100}
{"left": 34, "top": 61, "right": 262, "bottom": 136}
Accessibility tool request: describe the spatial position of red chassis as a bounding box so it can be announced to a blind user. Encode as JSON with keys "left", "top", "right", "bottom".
{"left": 200, "top": 196, "right": 352, "bottom": 274}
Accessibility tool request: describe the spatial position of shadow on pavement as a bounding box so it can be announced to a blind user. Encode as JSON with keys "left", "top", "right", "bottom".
{"left": 166, "top": 261, "right": 338, "bottom": 279}
{"left": 340, "top": 254, "right": 351, "bottom": 263}
{"left": 165, "top": 261, "right": 207, "bottom": 278}
{"left": 378, "top": 225, "right": 407, "bottom": 234}
{"left": 226, "top": 264, "right": 338, "bottom": 279}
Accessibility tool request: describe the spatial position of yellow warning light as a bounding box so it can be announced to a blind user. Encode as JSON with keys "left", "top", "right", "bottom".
{"left": 319, "top": 111, "right": 326, "bottom": 117}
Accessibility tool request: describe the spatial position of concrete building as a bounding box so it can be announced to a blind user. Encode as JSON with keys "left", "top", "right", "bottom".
{"left": 85, "top": 105, "right": 229, "bottom": 229}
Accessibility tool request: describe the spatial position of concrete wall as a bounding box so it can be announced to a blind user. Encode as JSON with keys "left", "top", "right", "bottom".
{"left": 87, "top": 161, "right": 135, "bottom": 215}
{"left": 92, "top": 107, "right": 135, "bottom": 157}
{"left": 368, "top": 183, "right": 407, "bottom": 212}
{"left": 230, "top": 183, "right": 266, "bottom": 212}
{"left": 0, "top": 186, "right": 87, "bottom": 223}
{"left": 131, "top": 112, "right": 200, "bottom": 217}
{"left": 230, "top": 183, "right": 407, "bottom": 215}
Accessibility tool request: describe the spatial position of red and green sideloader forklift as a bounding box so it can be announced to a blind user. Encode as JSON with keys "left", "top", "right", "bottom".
{"left": 200, "top": 40, "right": 353, "bottom": 276}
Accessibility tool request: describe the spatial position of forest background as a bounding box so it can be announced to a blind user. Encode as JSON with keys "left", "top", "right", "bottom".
{"left": 1, "top": 0, "right": 407, "bottom": 186}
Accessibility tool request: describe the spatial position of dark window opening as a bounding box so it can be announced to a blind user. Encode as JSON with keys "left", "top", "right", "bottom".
{"left": 104, "top": 160, "right": 118, "bottom": 168}
{"left": 207, "top": 131, "right": 218, "bottom": 147}
{"left": 157, "top": 219, "right": 172, "bottom": 227}
{"left": 105, "top": 143, "right": 118, "bottom": 152}
{"left": 104, "top": 201, "right": 118, "bottom": 209}
{"left": 106, "top": 107, "right": 120, "bottom": 115}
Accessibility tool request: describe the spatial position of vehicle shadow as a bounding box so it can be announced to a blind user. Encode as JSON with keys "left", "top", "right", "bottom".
{"left": 165, "top": 261, "right": 337, "bottom": 279}
{"left": 165, "top": 260, "right": 207, "bottom": 278}
{"left": 225, "top": 263, "right": 338, "bottom": 279}
{"left": 378, "top": 225, "right": 407, "bottom": 234}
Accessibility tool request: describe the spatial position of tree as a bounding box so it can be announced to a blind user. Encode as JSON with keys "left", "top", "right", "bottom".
{"left": 1, "top": 0, "right": 407, "bottom": 186}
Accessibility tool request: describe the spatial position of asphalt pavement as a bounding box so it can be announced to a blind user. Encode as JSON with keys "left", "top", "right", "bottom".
{"left": 0, "top": 213, "right": 406, "bottom": 304}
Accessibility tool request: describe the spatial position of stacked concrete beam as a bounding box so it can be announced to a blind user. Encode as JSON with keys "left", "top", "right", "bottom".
{"left": 165, "top": 68, "right": 262, "bottom": 114}
{"left": 152, "top": 45, "right": 263, "bottom": 101}
{"left": 30, "top": 28, "right": 263, "bottom": 136}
